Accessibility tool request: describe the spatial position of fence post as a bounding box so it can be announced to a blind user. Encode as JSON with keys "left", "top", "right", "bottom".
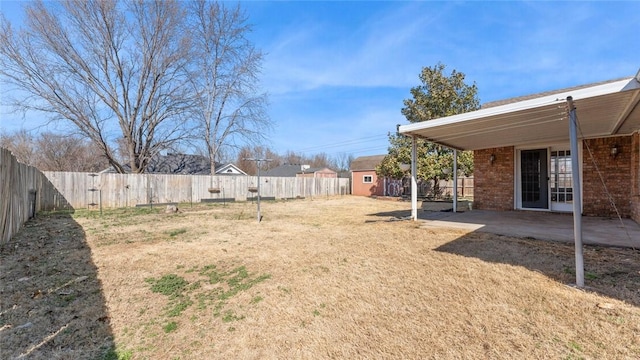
{"left": 37, "top": 172, "right": 351, "bottom": 209}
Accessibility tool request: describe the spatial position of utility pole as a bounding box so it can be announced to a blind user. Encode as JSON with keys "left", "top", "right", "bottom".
{"left": 243, "top": 158, "right": 272, "bottom": 222}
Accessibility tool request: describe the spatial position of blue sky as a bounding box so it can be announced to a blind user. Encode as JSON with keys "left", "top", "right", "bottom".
{"left": 1, "top": 1, "right": 639, "bottom": 159}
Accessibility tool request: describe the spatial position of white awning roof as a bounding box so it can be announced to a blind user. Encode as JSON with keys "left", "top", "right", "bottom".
{"left": 399, "top": 73, "right": 640, "bottom": 150}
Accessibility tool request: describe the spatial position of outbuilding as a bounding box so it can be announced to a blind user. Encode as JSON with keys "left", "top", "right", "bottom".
{"left": 350, "top": 155, "right": 387, "bottom": 196}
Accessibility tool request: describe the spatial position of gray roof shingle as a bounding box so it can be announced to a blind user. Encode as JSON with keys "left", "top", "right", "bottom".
{"left": 481, "top": 77, "right": 628, "bottom": 109}
{"left": 350, "top": 155, "right": 386, "bottom": 171}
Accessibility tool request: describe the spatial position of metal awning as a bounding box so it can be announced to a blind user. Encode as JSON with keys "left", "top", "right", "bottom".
{"left": 399, "top": 74, "right": 640, "bottom": 150}
{"left": 399, "top": 70, "right": 640, "bottom": 288}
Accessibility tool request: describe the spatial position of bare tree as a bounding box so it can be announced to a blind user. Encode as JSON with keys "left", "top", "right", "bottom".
{"left": 332, "top": 152, "right": 354, "bottom": 172}
{"left": 187, "top": 1, "right": 271, "bottom": 175}
{"left": 0, "top": 129, "right": 37, "bottom": 166}
{"left": 282, "top": 150, "right": 305, "bottom": 165}
{"left": 236, "top": 146, "right": 256, "bottom": 175}
{"left": 1, "top": 129, "right": 108, "bottom": 171}
{"left": 0, "top": 1, "right": 194, "bottom": 173}
{"left": 36, "top": 132, "right": 109, "bottom": 172}
{"left": 236, "top": 145, "right": 281, "bottom": 175}
{"left": 309, "top": 153, "right": 332, "bottom": 168}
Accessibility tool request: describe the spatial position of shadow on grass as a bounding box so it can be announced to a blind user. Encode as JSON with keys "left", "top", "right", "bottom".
{"left": 0, "top": 211, "right": 116, "bottom": 359}
{"left": 366, "top": 209, "right": 455, "bottom": 222}
{"left": 435, "top": 232, "right": 640, "bottom": 307}
{"left": 365, "top": 209, "right": 422, "bottom": 223}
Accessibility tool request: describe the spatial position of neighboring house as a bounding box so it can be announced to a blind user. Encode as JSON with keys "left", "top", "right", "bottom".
{"left": 399, "top": 71, "right": 640, "bottom": 223}
{"left": 263, "top": 164, "right": 338, "bottom": 178}
{"left": 350, "top": 155, "right": 386, "bottom": 196}
{"left": 101, "top": 153, "right": 247, "bottom": 175}
{"left": 213, "top": 163, "right": 247, "bottom": 176}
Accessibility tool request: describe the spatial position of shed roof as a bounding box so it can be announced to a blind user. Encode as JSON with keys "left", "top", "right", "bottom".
{"left": 350, "top": 155, "right": 386, "bottom": 171}
{"left": 399, "top": 71, "right": 640, "bottom": 150}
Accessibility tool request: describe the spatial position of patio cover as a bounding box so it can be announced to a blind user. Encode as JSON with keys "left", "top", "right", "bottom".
{"left": 398, "top": 70, "right": 640, "bottom": 288}
{"left": 398, "top": 72, "right": 640, "bottom": 150}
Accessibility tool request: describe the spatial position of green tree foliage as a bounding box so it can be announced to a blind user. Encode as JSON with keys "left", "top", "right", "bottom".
{"left": 377, "top": 63, "right": 479, "bottom": 196}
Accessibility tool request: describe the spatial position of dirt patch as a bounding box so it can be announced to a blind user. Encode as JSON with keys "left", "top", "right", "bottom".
{"left": 0, "top": 212, "right": 114, "bottom": 359}
{"left": 2, "top": 197, "right": 639, "bottom": 359}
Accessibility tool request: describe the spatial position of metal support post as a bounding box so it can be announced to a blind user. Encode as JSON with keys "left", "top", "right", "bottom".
{"left": 453, "top": 149, "right": 458, "bottom": 213}
{"left": 244, "top": 157, "right": 273, "bottom": 222}
{"left": 567, "top": 96, "right": 584, "bottom": 287}
{"left": 411, "top": 136, "right": 418, "bottom": 220}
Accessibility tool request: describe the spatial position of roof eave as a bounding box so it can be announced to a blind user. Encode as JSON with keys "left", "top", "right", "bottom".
{"left": 398, "top": 76, "right": 640, "bottom": 150}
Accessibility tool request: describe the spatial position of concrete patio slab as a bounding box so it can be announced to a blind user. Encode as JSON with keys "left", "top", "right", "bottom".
{"left": 418, "top": 209, "right": 640, "bottom": 249}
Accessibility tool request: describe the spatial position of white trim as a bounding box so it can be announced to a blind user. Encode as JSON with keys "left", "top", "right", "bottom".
{"left": 362, "top": 175, "right": 373, "bottom": 183}
{"left": 514, "top": 142, "right": 583, "bottom": 213}
{"left": 515, "top": 147, "right": 550, "bottom": 211}
{"left": 215, "top": 163, "right": 248, "bottom": 176}
{"left": 549, "top": 145, "right": 574, "bottom": 212}
{"left": 400, "top": 78, "right": 638, "bottom": 134}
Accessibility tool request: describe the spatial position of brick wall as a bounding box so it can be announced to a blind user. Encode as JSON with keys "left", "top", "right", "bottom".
{"left": 582, "top": 135, "right": 633, "bottom": 218}
{"left": 472, "top": 136, "right": 639, "bottom": 221}
{"left": 630, "top": 132, "right": 640, "bottom": 223}
{"left": 473, "top": 147, "right": 514, "bottom": 210}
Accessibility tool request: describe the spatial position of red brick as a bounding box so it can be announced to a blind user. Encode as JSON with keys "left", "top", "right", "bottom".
{"left": 474, "top": 147, "right": 514, "bottom": 211}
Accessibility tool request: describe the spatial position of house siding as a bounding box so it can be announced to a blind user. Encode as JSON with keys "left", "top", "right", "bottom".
{"left": 352, "top": 170, "right": 385, "bottom": 196}
{"left": 582, "top": 136, "right": 633, "bottom": 218}
{"left": 473, "top": 147, "right": 515, "bottom": 211}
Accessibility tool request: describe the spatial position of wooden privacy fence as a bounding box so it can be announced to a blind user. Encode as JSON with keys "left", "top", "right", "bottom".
{"left": 435, "top": 177, "right": 474, "bottom": 198}
{"left": 381, "top": 177, "right": 474, "bottom": 199}
{"left": 1, "top": 148, "right": 71, "bottom": 244}
{"left": 43, "top": 171, "right": 351, "bottom": 209}
{"left": 412, "top": 177, "right": 474, "bottom": 199}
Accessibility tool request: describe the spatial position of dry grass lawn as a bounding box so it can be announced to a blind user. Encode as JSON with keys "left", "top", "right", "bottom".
{"left": 1, "top": 196, "right": 639, "bottom": 359}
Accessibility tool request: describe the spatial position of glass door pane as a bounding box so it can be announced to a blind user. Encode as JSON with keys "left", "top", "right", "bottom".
{"left": 550, "top": 150, "right": 573, "bottom": 207}
{"left": 521, "top": 149, "right": 548, "bottom": 209}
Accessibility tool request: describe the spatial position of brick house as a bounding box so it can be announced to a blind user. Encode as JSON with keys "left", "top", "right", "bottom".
{"left": 350, "top": 155, "right": 386, "bottom": 196}
{"left": 399, "top": 71, "right": 640, "bottom": 224}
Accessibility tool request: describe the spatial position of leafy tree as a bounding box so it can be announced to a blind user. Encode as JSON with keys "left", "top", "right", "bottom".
{"left": 377, "top": 63, "right": 479, "bottom": 197}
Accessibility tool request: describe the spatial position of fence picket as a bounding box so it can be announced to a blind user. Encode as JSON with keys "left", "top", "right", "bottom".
{"left": 39, "top": 172, "right": 352, "bottom": 209}
{"left": 1, "top": 148, "right": 69, "bottom": 245}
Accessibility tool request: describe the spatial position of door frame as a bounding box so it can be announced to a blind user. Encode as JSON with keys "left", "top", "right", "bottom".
{"left": 514, "top": 143, "right": 583, "bottom": 212}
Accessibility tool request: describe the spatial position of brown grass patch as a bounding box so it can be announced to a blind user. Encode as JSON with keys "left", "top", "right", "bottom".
{"left": 1, "top": 196, "right": 639, "bottom": 359}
